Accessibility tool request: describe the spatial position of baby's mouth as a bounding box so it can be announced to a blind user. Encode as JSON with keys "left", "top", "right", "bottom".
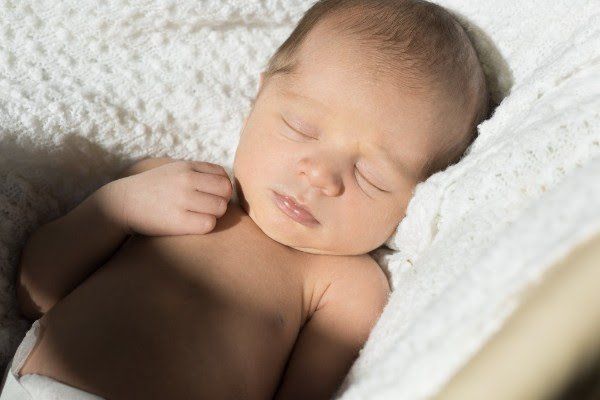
{"left": 271, "top": 190, "right": 320, "bottom": 226}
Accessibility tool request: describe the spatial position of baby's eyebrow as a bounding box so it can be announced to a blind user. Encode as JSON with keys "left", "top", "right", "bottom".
{"left": 279, "top": 87, "right": 332, "bottom": 115}
{"left": 371, "top": 140, "right": 417, "bottom": 180}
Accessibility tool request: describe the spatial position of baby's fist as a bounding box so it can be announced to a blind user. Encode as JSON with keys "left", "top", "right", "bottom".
{"left": 111, "top": 160, "right": 233, "bottom": 236}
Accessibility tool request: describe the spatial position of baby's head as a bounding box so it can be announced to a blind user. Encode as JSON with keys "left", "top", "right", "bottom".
{"left": 233, "top": 0, "right": 490, "bottom": 256}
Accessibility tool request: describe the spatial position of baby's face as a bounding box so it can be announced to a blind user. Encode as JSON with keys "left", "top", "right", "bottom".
{"left": 233, "top": 24, "right": 442, "bottom": 256}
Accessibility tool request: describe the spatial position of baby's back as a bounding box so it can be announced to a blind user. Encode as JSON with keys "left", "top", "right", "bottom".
{"left": 18, "top": 204, "right": 344, "bottom": 399}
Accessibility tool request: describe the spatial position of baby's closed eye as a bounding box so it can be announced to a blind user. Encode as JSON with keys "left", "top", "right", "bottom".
{"left": 278, "top": 118, "right": 388, "bottom": 195}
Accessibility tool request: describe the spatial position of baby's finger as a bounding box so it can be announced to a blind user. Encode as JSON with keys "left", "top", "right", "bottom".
{"left": 181, "top": 210, "right": 217, "bottom": 234}
{"left": 185, "top": 190, "right": 227, "bottom": 217}
{"left": 190, "top": 172, "right": 233, "bottom": 199}
{"left": 188, "top": 160, "right": 229, "bottom": 177}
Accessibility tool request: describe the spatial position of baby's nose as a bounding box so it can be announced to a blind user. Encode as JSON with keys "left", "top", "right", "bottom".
{"left": 299, "top": 157, "right": 344, "bottom": 196}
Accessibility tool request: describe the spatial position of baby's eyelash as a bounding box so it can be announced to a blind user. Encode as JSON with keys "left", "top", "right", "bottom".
{"left": 283, "top": 120, "right": 314, "bottom": 140}
{"left": 356, "top": 168, "right": 384, "bottom": 192}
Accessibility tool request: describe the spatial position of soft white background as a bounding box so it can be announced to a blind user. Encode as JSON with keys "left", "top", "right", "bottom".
{"left": 0, "top": 1, "right": 599, "bottom": 398}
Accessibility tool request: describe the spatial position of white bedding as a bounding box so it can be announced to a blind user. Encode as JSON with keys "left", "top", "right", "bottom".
{"left": 0, "top": 1, "right": 599, "bottom": 399}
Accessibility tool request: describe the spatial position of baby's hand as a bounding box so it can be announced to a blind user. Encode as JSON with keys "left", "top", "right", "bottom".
{"left": 110, "top": 160, "right": 232, "bottom": 236}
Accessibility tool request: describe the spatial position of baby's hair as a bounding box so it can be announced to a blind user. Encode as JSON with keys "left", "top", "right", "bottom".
{"left": 260, "top": 0, "right": 491, "bottom": 181}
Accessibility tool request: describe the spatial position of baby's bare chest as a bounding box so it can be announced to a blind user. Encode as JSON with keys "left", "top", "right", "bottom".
{"left": 23, "top": 223, "right": 332, "bottom": 399}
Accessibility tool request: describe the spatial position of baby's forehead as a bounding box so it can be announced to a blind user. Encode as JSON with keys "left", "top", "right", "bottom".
{"left": 294, "top": 25, "right": 432, "bottom": 97}
{"left": 292, "top": 36, "right": 460, "bottom": 139}
{"left": 278, "top": 64, "right": 439, "bottom": 124}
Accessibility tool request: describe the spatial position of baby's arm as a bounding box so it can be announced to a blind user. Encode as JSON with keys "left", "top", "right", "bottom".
{"left": 16, "top": 157, "right": 175, "bottom": 320}
{"left": 272, "top": 257, "right": 390, "bottom": 400}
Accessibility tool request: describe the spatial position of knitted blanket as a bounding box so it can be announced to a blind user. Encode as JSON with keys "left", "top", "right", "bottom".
{"left": 0, "top": 1, "right": 599, "bottom": 398}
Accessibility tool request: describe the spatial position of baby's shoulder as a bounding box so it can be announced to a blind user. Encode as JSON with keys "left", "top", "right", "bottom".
{"left": 312, "top": 254, "right": 390, "bottom": 309}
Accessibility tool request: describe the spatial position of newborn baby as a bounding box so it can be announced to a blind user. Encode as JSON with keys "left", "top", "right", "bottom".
{"left": 8, "top": 0, "right": 489, "bottom": 399}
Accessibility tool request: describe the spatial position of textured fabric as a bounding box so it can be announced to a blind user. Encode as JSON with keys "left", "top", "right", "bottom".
{"left": 0, "top": 1, "right": 598, "bottom": 399}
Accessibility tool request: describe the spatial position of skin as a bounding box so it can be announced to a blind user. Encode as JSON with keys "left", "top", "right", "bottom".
{"left": 233, "top": 22, "right": 446, "bottom": 256}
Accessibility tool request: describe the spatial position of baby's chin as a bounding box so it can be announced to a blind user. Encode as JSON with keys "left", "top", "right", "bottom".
{"left": 256, "top": 209, "right": 360, "bottom": 256}
{"left": 238, "top": 196, "right": 330, "bottom": 255}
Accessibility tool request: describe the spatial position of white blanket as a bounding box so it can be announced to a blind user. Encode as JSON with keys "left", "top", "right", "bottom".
{"left": 0, "top": 1, "right": 599, "bottom": 399}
